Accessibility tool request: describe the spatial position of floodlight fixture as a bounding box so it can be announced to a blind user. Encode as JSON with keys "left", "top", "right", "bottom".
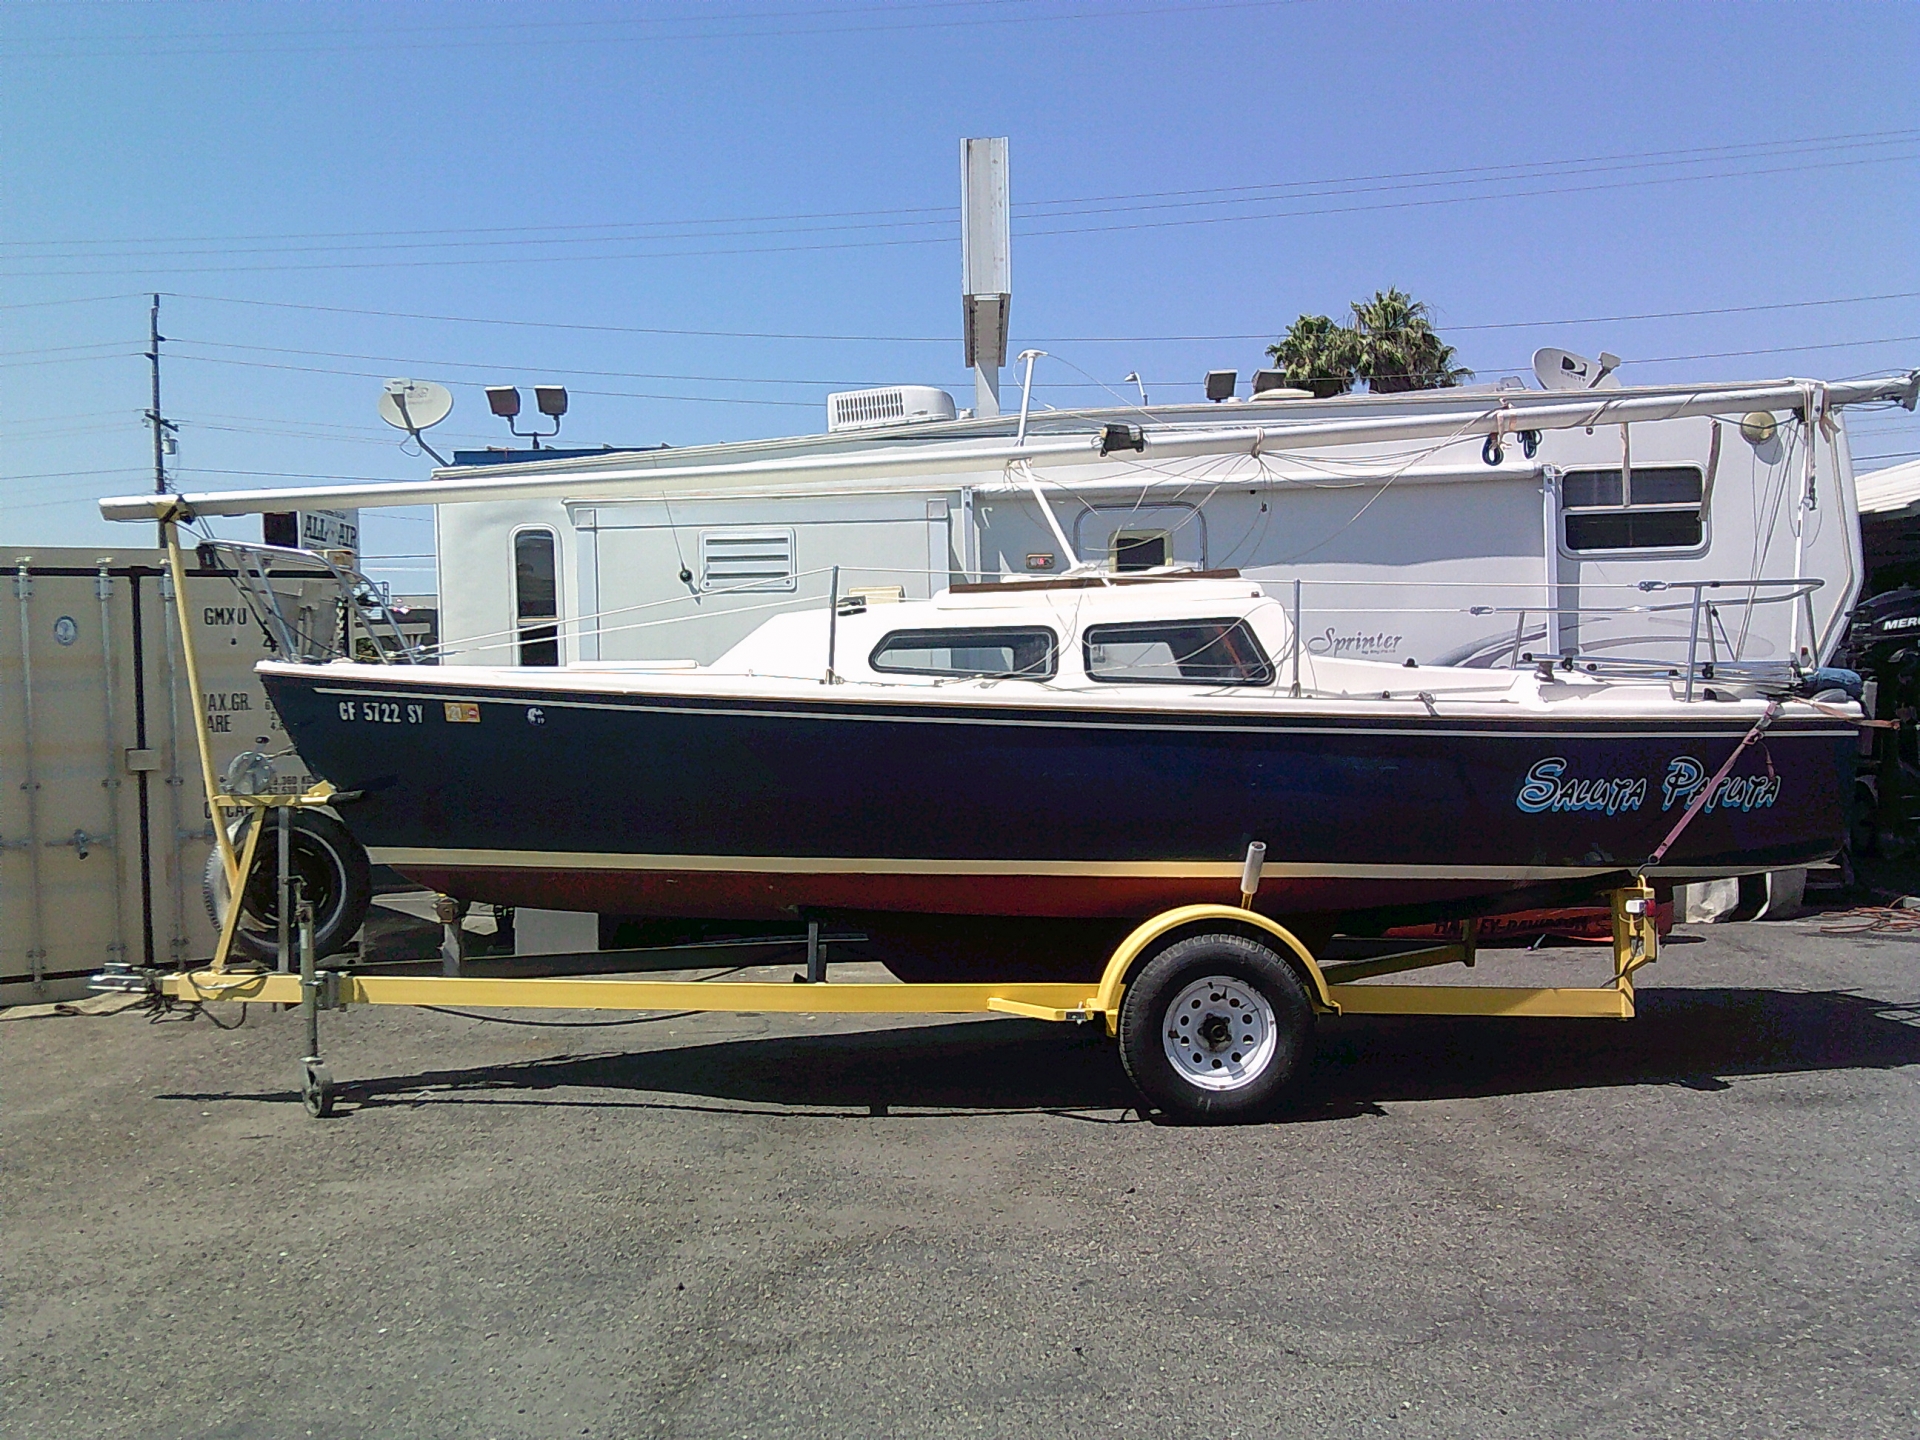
{"left": 486, "top": 382, "right": 565, "bottom": 446}
{"left": 1205, "top": 369, "right": 1237, "bottom": 402}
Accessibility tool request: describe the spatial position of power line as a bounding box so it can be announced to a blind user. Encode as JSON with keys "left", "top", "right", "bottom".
{"left": 8, "top": 148, "right": 1915, "bottom": 278}
{"left": 3, "top": 420, "right": 146, "bottom": 442}
{"left": 0, "top": 209, "right": 955, "bottom": 250}
{"left": 1011, "top": 150, "right": 1920, "bottom": 245}
{"left": 187, "top": 422, "right": 500, "bottom": 449}
{"left": 0, "top": 351, "right": 141, "bottom": 369}
{"left": 1, "top": 466, "right": 147, "bottom": 481}
{"left": 10, "top": 128, "right": 1911, "bottom": 253}
{"left": 5, "top": 334, "right": 1912, "bottom": 426}
{"left": 1625, "top": 335, "right": 1920, "bottom": 364}
{"left": 9, "top": 0, "right": 1306, "bottom": 59}
{"left": 165, "top": 352, "right": 826, "bottom": 407}
{"left": 1444, "top": 292, "right": 1920, "bottom": 335}
{"left": 0, "top": 292, "right": 143, "bottom": 310}
{"left": 1020, "top": 128, "right": 1920, "bottom": 213}
{"left": 15, "top": 0, "right": 1053, "bottom": 47}
{"left": 151, "top": 330, "right": 1920, "bottom": 393}
{"left": 147, "top": 335, "right": 1920, "bottom": 403}
{"left": 153, "top": 286, "right": 1920, "bottom": 347}
{"left": 11, "top": 131, "right": 1913, "bottom": 261}
{"left": 174, "top": 338, "right": 893, "bottom": 389}
{"left": 0, "top": 340, "right": 140, "bottom": 358}
{"left": 176, "top": 292, "right": 950, "bottom": 343}
{"left": 173, "top": 466, "right": 426, "bottom": 483}
{"left": 3, "top": 408, "right": 138, "bottom": 426}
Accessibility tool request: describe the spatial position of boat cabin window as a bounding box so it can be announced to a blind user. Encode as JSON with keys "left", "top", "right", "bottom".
{"left": 1082, "top": 618, "right": 1275, "bottom": 685}
{"left": 1111, "top": 530, "right": 1170, "bottom": 572}
{"left": 869, "top": 627, "right": 1058, "bottom": 680}
{"left": 1561, "top": 465, "right": 1705, "bottom": 552}
{"left": 513, "top": 527, "right": 560, "bottom": 666}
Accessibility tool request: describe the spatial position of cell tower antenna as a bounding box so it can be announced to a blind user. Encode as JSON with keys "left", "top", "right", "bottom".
{"left": 961, "top": 137, "right": 1010, "bottom": 419}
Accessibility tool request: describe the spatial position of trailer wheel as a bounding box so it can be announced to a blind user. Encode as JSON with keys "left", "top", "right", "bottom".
{"left": 204, "top": 810, "right": 372, "bottom": 963}
{"left": 1118, "top": 931, "right": 1314, "bottom": 1123}
{"left": 301, "top": 1060, "right": 336, "bottom": 1119}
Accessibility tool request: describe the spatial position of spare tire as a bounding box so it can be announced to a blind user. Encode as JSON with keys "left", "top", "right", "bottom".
{"left": 203, "top": 809, "right": 372, "bottom": 964}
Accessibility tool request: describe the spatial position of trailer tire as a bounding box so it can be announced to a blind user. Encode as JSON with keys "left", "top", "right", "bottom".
{"left": 302, "top": 1060, "right": 337, "bottom": 1119}
{"left": 1118, "top": 931, "right": 1314, "bottom": 1123}
{"left": 203, "top": 810, "right": 372, "bottom": 964}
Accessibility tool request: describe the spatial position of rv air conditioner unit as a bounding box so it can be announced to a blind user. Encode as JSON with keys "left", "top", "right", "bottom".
{"left": 827, "top": 386, "right": 958, "bottom": 433}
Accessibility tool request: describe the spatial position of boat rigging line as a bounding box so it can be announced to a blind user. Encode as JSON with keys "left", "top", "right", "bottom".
{"left": 1641, "top": 700, "right": 1785, "bottom": 872}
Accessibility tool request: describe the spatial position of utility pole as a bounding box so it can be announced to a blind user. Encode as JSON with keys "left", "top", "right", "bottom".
{"left": 144, "top": 293, "right": 177, "bottom": 545}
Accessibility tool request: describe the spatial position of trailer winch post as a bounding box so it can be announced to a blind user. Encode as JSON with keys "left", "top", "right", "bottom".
{"left": 1612, "top": 880, "right": 1659, "bottom": 984}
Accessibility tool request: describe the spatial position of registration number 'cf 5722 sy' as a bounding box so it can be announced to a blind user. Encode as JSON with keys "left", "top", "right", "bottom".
{"left": 337, "top": 700, "right": 424, "bottom": 724}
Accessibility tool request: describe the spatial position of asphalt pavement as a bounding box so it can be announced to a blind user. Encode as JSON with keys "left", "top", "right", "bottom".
{"left": 5, "top": 915, "right": 1919, "bottom": 1439}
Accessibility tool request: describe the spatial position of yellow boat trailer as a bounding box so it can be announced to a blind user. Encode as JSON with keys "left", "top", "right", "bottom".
{"left": 139, "top": 519, "right": 1659, "bottom": 1123}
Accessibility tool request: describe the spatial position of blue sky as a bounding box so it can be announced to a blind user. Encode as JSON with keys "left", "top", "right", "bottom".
{"left": 4, "top": 0, "right": 1918, "bottom": 587}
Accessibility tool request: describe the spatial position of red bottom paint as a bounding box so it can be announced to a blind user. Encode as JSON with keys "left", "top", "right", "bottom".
{"left": 1385, "top": 902, "right": 1676, "bottom": 944}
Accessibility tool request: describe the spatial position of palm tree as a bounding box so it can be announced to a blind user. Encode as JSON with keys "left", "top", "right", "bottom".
{"left": 1348, "top": 288, "right": 1472, "bottom": 393}
{"left": 1266, "top": 313, "right": 1359, "bottom": 398}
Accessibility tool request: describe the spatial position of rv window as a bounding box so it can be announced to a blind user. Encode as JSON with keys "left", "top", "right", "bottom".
{"left": 1112, "top": 531, "right": 1170, "bottom": 572}
{"left": 1560, "top": 472, "right": 1623, "bottom": 509}
{"left": 1561, "top": 465, "right": 1705, "bottom": 553}
{"left": 1082, "top": 618, "right": 1274, "bottom": 685}
{"left": 514, "top": 528, "right": 560, "bottom": 666}
{"left": 870, "top": 627, "right": 1057, "bottom": 680}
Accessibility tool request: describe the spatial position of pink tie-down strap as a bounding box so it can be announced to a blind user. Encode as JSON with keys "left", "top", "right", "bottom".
{"left": 1642, "top": 699, "right": 1783, "bottom": 871}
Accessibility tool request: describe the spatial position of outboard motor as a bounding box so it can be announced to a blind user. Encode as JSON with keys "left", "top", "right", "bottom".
{"left": 1835, "top": 586, "right": 1920, "bottom": 855}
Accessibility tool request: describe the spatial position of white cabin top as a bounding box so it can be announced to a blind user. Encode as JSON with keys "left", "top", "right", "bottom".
{"left": 273, "top": 572, "right": 1849, "bottom": 725}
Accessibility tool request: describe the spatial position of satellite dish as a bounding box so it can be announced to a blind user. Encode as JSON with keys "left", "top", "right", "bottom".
{"left": 378, "top": 378, "right": 454, "bottom": 431}
{"left": 1532, "top": 348, "right": 1622, "bottom": 392}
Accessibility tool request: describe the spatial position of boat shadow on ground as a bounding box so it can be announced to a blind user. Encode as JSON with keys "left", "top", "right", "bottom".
{"left": 180, "top": 986, "right": 1920, "bottom": 1123}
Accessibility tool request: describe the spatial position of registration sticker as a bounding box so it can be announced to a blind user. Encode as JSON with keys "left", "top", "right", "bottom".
{"left": 444, "top": 701, "right": 481, "bottom": 724}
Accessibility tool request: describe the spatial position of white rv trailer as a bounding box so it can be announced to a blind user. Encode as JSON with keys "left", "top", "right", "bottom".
{"left": 112, "top": 372, "right": 1919, "bottom": 678}
{"left": 407, "top": 372, "right": 1917, "bottom": 678}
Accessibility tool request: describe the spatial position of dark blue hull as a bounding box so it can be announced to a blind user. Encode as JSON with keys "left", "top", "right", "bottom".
{"left": 262, "top": 667, "right": 1853, "bottom": 925}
